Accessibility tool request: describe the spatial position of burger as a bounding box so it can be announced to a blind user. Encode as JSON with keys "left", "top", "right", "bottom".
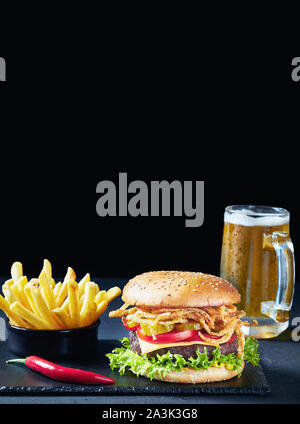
{"left": 107, "top": 271, "right": 259, "bottom": 383}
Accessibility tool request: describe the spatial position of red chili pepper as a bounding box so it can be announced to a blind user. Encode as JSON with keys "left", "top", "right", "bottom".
{"left": 6, "top": 356, "right": 115, "bottom": 385}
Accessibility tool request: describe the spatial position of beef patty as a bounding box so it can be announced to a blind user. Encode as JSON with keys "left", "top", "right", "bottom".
{"left": 129, "top": 330, "right": 238, "bottom": 359}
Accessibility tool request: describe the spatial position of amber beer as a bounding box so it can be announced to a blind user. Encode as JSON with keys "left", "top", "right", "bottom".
{"left": 220, "top": 205, "right": 295, "bottom": 338}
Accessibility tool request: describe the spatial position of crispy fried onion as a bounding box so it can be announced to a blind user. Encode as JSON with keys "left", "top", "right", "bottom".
{"left": 109, "top": 303, "right": 246, "bottom": 357}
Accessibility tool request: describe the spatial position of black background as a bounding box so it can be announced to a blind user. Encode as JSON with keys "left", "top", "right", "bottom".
{"left": 0, "top": 4, "right": 298, "bottom": 280}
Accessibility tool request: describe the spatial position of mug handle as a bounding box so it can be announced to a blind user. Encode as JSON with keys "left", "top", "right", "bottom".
{"left": 261, "top": 232, "right": 295, "bottom": 322}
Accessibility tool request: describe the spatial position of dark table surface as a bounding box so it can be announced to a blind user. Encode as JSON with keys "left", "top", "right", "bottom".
{"left": 0, "top": 277, "right": 299, "bottom": 404}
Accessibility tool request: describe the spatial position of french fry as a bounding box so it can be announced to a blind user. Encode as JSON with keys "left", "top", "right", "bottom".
{"left": 11, "top": 262, "right": 23, "bottom": 283}
{"left": 104, "top": 287, "right": 122, "bottom": 303}
{"left": 53, "top": 282, "right": 62, "bottom": 298}
{"left": 95, "top": 290, "right": 107, "bottom": 306}
{"left": 80, "top": 282, "right": 98, "bottom": 327}
{"left": 16, "top": 276, "right": 31, "bottom": 310}
{"left": 10, "top": 278, "right": 31, "bottom": 310}
{"left": 66, "top": 266, "right": 76, "bottom": 281}
{"left": 52, "top": 313, "right": 65, "bottom": 329}
{"left": 42, "top": 261, "right": 57, "bottom": 295}
{"left": 10, "top": 301, "right": 48, "bottom": 330}
{"left": 56, "top": 267, "right": 76, "bottom": 307}
{"left": 81, "top": 302, "right": 97, "bottom": 327}
{"left": 10, "top": 301, "right": 49, "bottom": 329}
{"left": 30, "top": 286, "right": 60, "bottom": 329}
{"left": 15, "top": 319, "right": 35, "bottom": 329}
{"left": 0, "top": 295, "right": 28, "bottom": 327}
{"left": 95, "top": 299, "right": 108, "bottom": 319}
{"left": 56, "top": 283, "right": 68, "bottom": 307}
{"left": 52, "top": 307, "right": 75, "bottom": 329}
{"left": 60, "top": 282, "right": 82, "bottom": 314}
{"left": 43, "top": 259, "right": 52, "bottom": 280}
{"left": 28, "top": 278, "right": 39, "bottom": 287}
{"left": 42, "top": 257, "right": 55, "bottom": 289}
{"left": 39, "top": 270, "right": 56, "bottom": 311}
{"left": 2, "top": 278, "right": 14, "bottom": 289}
{"left": 78, "top": 273, "right": 90, "bottom": 298}
{"left": 24, "top": 281, "right": 40, "bottom": 316}
{"left": 26, "top": 279, "right": 56, "bottom": 326}
{"left": 61, "top": 296, "right": 69, "bottom": 312}
{"left": 88, "top": 281, "right": 99, "bottom": 295}
{"left": 2, "top": 284, "right": 16, "bottom": 305}
{"left": 67, "top": 280, "right": 80, "bottom": 326}
{"left": 81, "top": 281, "right": 98, "bottom": 305}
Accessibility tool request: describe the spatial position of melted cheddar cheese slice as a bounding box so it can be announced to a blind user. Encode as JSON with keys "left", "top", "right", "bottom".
{"left": 137, "top": 334, "right": 218, "bottom": 355}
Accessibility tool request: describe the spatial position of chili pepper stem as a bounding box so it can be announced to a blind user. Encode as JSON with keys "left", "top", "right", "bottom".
{"left": 6, "top": 358, "right": 26, "bottom": 365}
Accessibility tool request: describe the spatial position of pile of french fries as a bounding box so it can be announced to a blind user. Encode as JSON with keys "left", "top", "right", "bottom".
{"left": 0, "top": 259, "right": 121, "bottom": 330}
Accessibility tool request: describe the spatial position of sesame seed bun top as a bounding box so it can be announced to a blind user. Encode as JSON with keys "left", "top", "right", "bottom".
{"left": 122, "top": 271, "right": 241, "bottom": 308}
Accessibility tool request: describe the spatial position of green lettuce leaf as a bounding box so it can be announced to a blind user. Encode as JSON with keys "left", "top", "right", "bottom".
{"left": 243, "top": 336, "right": 260, "bottom": 366}
{"left": 106, "top": 336, "right": 260, "bottom": 380}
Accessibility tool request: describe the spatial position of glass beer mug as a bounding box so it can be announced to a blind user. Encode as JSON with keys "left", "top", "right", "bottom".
{"left": 220, "top": 205, "right": 295, "bottom": 338}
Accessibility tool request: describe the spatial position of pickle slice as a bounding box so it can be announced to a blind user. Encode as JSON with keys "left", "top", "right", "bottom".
{"left": 126, "top": 320, "right": 138, "bottom": 328}
{"left": 140, "top": 323, "right": 175, "bottom": 336}
{"left": 175, "top": 322, "right": 201, "bottom": 331}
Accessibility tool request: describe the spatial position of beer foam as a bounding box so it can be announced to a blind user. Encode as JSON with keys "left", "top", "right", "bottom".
{"left": 224, "top": 208, "right": 289, "bottom": 227}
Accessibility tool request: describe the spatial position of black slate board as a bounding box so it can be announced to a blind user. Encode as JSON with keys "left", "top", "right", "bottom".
{"left": 0, "top": 340, "right": 270, "bottom": 395}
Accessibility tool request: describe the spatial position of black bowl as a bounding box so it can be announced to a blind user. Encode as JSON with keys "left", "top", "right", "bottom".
{"left": 6, "top": 319, "right": 100, "bottom": 360}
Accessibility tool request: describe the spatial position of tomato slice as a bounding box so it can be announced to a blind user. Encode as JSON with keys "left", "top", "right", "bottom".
{"left": 137, "top": 327, "right": 196, "bottom": 344}
{"left": 136, "top": 327, "right": 237, "bottom": 345}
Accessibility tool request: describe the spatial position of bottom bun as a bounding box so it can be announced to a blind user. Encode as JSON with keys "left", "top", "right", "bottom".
{"left": 147, "top": 362, "right": 244, "bottom": 384}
